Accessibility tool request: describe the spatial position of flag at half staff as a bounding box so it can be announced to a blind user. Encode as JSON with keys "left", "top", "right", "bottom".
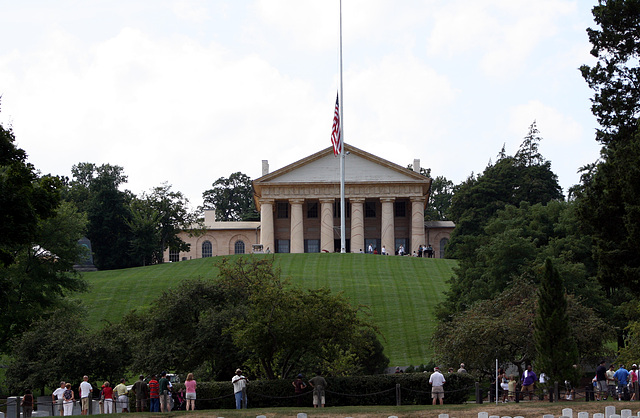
{"left": 331, "top": 92, "right": 342, "bottom": 156}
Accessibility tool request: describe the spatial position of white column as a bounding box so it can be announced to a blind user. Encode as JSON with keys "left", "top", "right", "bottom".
{"left": 290, "top": 199, "right": 304, "bottom": 253}
{"left": 380, "top": 197, "right": 395, "bottom": 254}
{"left": 320, "top": 198, "right": 334, "bottom": 252}
{"left": 350, "top": 198, "right": 365, "bottom": 253}
{"left": 410, "top": 196, "right": 426, "bottom": 254}
{"left": 260, "top": 199, "right": 274, "bottom": 253}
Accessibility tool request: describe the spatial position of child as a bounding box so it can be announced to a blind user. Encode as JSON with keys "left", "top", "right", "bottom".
{"left": 508, "top": 375, "right": 517, "bottom": 402}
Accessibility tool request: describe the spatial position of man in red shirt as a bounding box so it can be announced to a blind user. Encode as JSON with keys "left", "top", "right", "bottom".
{"left": 148, "top": 375, "right": 159, "bottom": 412}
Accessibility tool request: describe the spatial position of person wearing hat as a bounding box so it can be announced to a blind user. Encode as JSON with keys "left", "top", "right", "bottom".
{"left": 292, "top": 374, "right": 307, "bottom": 407}
{"left": 232, "top": 369, "right": 248, "bottom": 409}
{"left": 429, "top": 367, "right": 446, "bottom": 405}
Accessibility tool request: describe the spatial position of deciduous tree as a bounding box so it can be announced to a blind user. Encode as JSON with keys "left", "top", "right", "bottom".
{"left": 202, "top": 172, "right": 259, "bottom": 221}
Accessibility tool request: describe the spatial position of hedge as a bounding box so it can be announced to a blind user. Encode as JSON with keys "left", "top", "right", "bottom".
{"left": 158, "top": 372, "right": 475, "bottom": 410}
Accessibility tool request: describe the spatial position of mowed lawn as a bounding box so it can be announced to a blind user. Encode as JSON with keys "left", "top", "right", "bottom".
{"left": 76, "top": 254, "right": 456, "bottom": 366}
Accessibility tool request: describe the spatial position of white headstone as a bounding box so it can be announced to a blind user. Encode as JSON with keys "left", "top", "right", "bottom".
{"left": 438, "top": 415, "right": 449, "bottom": 418}
{"left": 578, "top": 412, "right": 590, "bottom": 418}
{"left": 622, "top": 410, "right": 633, "bottom": 418}
{"left": 563, "top": 408, "right": 574, "bottom": 418}
{"left": 489, "top": 415, "right": 500, "bottom": 418}
{"left": 610, "top": 415, "right": 621, "bottom": 418}
{"left": 594, "top": 414, "right": 605, "bottom": 418}
{"left": 606, "top": 406, "right": 617, "bottom": 418}
{"left": 478, "top": 413, "right": 488, "bottom": 418}
{"left": 501, "top": 416, "right": 512, "bottom": 418}
{"left": 32, "top": 412, "right": 50, "bottom": 417}
{"left": 297, "top": 414, "right": 308, "bottom": 418}
{"left": 0, "top": 411, "right": 4, "bottom": 418}
{"left": 543, "top": 415, "right": 554, "bottom": 418}
{"left": 256, "top": 415, "right": 267, "bottom": 418}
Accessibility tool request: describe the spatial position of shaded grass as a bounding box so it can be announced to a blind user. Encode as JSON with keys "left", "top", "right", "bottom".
{"left": 76, "top": 254, "right": 456, "bottom": 365}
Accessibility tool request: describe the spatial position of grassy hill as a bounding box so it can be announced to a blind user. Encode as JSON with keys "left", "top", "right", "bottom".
{"left": 76, "top": 253, "right": 456, "bottom": 366}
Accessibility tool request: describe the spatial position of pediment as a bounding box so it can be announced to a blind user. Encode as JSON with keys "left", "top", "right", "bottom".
{"left": 255, "top": 144, "right": 428, "bottom": 185}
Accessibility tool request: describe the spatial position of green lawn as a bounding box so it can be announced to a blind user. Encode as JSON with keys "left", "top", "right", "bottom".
{"left": 76, "top": 254, "right": 456, "bottom": 366}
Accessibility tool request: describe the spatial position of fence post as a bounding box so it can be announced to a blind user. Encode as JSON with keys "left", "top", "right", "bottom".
{"left": 515, "top": 387, "right": 519, "bottom": 403}
{"left": 475, "top": 382, "right": 482, "bottom": 404}
{"left": 396, "top": 383, "right": 401, "bottom": 406}
{"left": 554, "top": 381, "right": 559, "bottom": 402}
{"left": 549, "top": 388, "right": 554, "bottom": 403}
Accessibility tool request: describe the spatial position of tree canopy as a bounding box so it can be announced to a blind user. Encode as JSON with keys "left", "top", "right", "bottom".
{"left": 202, "top": 172, "right": 259, "bottom": 221}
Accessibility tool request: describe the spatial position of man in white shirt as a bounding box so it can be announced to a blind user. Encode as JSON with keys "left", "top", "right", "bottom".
{"left": 52, "top": 381, "right": 66, "bottom": 416}
{"left": 79, "top": 375, "right": 93, "bottom": 415}
{"left": 429, "top": 367, "right": 446, "bottom": 405}
{"left": 232, "top": 369, "right": 248, "bottom": 409}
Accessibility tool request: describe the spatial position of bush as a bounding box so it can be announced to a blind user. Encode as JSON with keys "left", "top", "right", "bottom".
{"left": 168, "top": 372, "right": 475, "bottom": 409}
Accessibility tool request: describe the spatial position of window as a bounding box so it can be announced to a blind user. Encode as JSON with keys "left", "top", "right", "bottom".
{"left": 365, "top": 201, "right": 376, "bottom": 218}
{"left": 333, "top": 200, "right": 351, "bottom": 218}
{"left": 276, "top": 239, "right": 290, "bottom": 253}
{"left": 307, "top": 202, "right": 318, "bottom": 218}
{"left": 169, "top": 249, "right": 179, "bottom": 263}
{"left": 234, "top": 240, "right": 245, "bottom": 254}
{"left": 395, "top": 201, "right": 406, "bottom": 217}
{"left": 202, "top": 240, "right": 212, "bottom": 258}
{"left": 304, "top": 239, "right": 320, "bottom": 253}
{"left": 277, "top": 202, "right": 289, "bottom": 219}
{"left": 439, "top": 238, "right": 449, "bottom": 259}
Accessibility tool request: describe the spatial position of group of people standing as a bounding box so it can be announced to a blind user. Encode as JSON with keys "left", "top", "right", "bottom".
{"left": 363, "top": 243, "right": 435, "bottom": 257}
{"left": 595, "top": 361, "right": 640, "bottom": 401}
{"left": 49, "top": 372, "right": 197, "bottom": 416}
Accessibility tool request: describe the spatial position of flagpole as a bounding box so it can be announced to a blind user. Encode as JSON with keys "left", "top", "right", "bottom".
{"left": 339, "top": 0, "right": 346, "bottom": 253}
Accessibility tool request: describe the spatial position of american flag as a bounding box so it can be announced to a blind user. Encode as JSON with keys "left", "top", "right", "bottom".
{"left": 331, "top": 92, "right": 342, "bottom": 156}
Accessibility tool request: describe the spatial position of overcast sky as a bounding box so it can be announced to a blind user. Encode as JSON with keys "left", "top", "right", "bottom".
{"left": 1, "top": 0, "right": 602, "bottom": 208}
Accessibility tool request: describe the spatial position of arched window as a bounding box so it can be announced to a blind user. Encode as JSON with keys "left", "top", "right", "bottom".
{"left": 202, "top": 240, "right": 212, "bottom": 258}
{"left": 439, "top": 238, "right": 449, "bottom": 259}
{"left": 234, "top": 240, "right": 245, "bottom": 254}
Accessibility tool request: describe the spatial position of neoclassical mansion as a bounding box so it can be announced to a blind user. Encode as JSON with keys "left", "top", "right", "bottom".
{"left": 164, "top": 144, "right": 454, "bottom": 261}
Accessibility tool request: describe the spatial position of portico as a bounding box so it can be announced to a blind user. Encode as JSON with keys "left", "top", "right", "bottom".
{"left": 253, "top": 144, "right": 430, "bottom": 254}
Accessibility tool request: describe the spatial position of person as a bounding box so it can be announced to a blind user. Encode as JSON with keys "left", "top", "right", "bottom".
{"left": 52, "top": 381, "right": 66, "bottom": 417}
{"left": 596, "top": 360, "right": 608, "bottom": 401}
{"left": 79, "top": 375, "right": 93, "bottom": 415}
{"left": 158, "top": 372, "right": 171, "bottom": 412}
{"left": 614, "top": 364, "right": 630, "bottom": 401}
{"left": 309, "top": 372, "right": 327, "bottom": 408}
{"left": 630, "top": 364, "right": 639, "bottom": 401}
{"left": 508, "top": 375, "right": 517, "bottom": 402}
{"left": 232, "top": 368, "right": 248, "bottom": 409}
{"left": 114, "top": 378, "right": 129, "bottom": 413}
{"left": 131, "top": 375, "right": 148, "bottom": 412}
{"left": 521, "top": 365, "right": 537, "bottom": 401}
{"left": 381, "top": 245, "right": 387, "bottom": 255}
{"left": 292, "top": 374, "right": 307, "bottom": 407}
{"left": 359, "top": 248, "right": 363, "bottom": 253}
{"left": 418, "top": 245, "right": 423, "bottom": 257}
{"left": 21, "top": 389, "right": 33, "bottom": 418}
{"left": 498, "top": 368, "right": 508, "bottom": 403}
{"left": 63, "top": 383, "right": 75, "bottom": 416}
{"left": 429, "top": 366, "right": 446, "bottom": 405}
{"left": 184, "top": 373, "right": 197, "bottom": 411}
{"left": 457, "top": 363, "right": 467, "bottom": 373}
{"left": 368, "top": 244, "right": 373, "bottom": 254}
{"left": 607, "top": 364, "right": 617, "bottom": 399}
{"left": 148, "top": 375, "right": 160, "bottom": 412}
{"left": 101, "top": 382, "right": 114, "bottom": 414}
{"left": 394, "top": 366, "right": 403, "bottom": 374}
{"left": 427, "top": 244, "right": 434, "bottom": 258}
{"left": 265, "top": 247, "right": 271, "bottom": 254}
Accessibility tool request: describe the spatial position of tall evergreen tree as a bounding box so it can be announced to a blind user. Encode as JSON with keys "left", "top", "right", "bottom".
{"left": 534, "top": 259, "right": 580, "bottom": 385}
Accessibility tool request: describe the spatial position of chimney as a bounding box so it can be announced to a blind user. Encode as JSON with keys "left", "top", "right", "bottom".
{"left": 262, "top": 160, "right": 269, "bottom": 176}
{"left": 204, "top": 209, "right": 216, "bottom": 225}
{"left": 413, "top": 159, "right": 421, "bottom": 173}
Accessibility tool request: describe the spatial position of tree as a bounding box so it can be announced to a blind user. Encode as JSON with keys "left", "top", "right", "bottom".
{"left": 533, "top": 259, "right": 580, "bottom": 385}
{"left": 0, "top": 115, "right": 62, "bottom": 267}
{"left": 425, "top": 176, "right": 454, "bottom": 221}
{"left": 576, "top": 0, "right": 640, "bottom": 302}
{"left": 0, "top": 201, "right": 88, "bottom": 351}
{"left": 138, "top": 183, "right": 198, "bottom": 263}
{"left": 579, "top": 0, "right": 640, "bottom": 146}
{"left": 202, "top": 172, "right": 259, "bottom": 221}
{"left": 432, "top": 278, "right": 611, "bottom": 379}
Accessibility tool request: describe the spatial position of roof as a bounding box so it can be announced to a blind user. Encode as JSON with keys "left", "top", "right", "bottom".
{"left": 425, "top": 220, "right": 456, "bottom": 228}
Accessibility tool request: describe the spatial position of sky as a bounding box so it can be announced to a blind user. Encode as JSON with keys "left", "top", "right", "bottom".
{"left": 0, "top": 0, "right": 603, "bottom": 209}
